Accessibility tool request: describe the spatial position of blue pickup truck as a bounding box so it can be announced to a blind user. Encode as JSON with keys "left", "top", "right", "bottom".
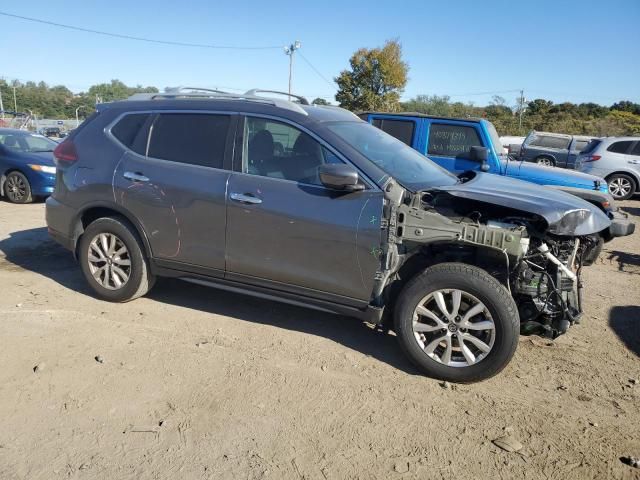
{"left": 360, "top": 112, "right": 610, "bottom": 196}
{"left": 359, "top": 112, "right": 634, "bottom": 240}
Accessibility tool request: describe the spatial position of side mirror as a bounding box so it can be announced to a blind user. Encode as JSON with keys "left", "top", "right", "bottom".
{"left": 318, "top": 164, "right": 364, "bottom": 192}
{"left": 468, "top": 146, "right": 490, "bottom": 172}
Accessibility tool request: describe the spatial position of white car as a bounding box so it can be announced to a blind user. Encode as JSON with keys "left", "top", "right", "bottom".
{"left": 499, "top": 136, "right": 525, "bottom": 155}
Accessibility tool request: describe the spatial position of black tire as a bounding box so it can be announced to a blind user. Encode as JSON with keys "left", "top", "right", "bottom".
{"left": 78, "top": 216, "right": 155, "bottom": 302}
{"left": 607, "top": 173, "right": 635, "bottom": 200}
{"left": 535, "top": 156, "right": 555, "bottom": 167}
{"left": 4, "top": 171, "right": 33, "bottom": 204}
{"left": 394, "top": 263, "right": 519, "bottom": 383}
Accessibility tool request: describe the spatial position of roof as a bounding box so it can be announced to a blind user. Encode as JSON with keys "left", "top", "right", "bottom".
{"left": 101, "top": 97, "right": 360, "bottom": 123}
{"left": 358, "top": 111, "right": 484, "bottom": 122}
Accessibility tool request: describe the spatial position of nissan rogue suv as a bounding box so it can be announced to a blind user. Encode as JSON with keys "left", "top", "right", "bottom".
{"left": 46, "top": 88, "right": 626, "bottom": 382}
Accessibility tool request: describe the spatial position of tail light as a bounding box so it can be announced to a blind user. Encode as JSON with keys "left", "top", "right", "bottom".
{"left": 53, "top": 139, "right": 78, "bottom": 166}
{"left": 583, "top": 155, "right": 601, "bottom": 163}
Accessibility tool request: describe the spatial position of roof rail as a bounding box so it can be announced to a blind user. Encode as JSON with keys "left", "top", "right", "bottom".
{"left": 126, "top": 87, "right": 309, "bottom": 115}
{"left": 244, "top": 89, "right": 309, "bottom": 105}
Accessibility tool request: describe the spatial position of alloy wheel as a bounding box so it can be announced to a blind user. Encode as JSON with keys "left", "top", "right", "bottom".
{"left": 412, "top": 289, "right": 495, "bottom": 367}
{"left": 609, "top": 177, "right": 632, "bottom": 199}
{"left": 87, "top": 233, "right": 132, "bottom": 290}
{"left": 6, "top": 174, "right": 27, "bottom": 202}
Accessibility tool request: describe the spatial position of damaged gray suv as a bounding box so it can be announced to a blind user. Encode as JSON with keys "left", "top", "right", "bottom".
{"left": 46, "top": 88, "right": 628, "bottom": 382}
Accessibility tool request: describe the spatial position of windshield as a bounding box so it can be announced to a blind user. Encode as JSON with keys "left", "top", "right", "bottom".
{"left": 326, "top": 121, "right": 458, "bottom": 191}
{"left": 0, "top": 132, "right": 58, "bottom": 153}
{"left": 485, "top": 121, "right": 503, "bottom": 156}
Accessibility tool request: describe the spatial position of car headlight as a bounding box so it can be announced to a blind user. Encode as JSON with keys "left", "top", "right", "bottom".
{"left": 557, "top": 209, "right": 591, "bottom": 233}
{"left": 28, "top": 164, "right": 56, "bottom": 174}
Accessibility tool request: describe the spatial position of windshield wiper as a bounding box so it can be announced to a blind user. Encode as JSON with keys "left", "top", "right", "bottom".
{"left": 32, "top": 149, "right": 54, "bottom": 152}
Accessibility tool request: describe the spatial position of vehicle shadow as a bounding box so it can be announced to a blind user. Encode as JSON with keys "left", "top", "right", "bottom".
{"left": 0, "top": 227, "right": 91, "bottom": 294}
{"left": 0, "top": 227, "right": 418, "bottom": 375}
{"left": 604, "top": 250, "right": 640, "bottom": 273}
{"left": 609, "top": 306, "right": 640, "bottom": 357}
{"left": 620, "top": 205, "right": 640, "bottom": 217}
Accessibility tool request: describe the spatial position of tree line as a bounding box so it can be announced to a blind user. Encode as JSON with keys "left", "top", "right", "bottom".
{"left": 2, "top": 40, "right": 639, "bottom": 138}
{"left": 0, "top": 79, "right": 157, "bottom": 120}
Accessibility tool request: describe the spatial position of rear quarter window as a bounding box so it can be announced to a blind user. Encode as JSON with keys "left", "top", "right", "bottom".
{"left": 111, "top": 113, "right": 152, "bottom": 155}
{"left": 371, "top": 118, "right": 415, "bottom": 146}
{"left": 607, "top": 141, "right": 634, "bottom": 154}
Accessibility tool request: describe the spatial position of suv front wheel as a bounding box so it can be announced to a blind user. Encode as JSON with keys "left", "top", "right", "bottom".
{"left": 394, "top": 263, "right": 519, "bottom": 383}
{"left": 78, "top": 216, "right": 155, "bottom": 302}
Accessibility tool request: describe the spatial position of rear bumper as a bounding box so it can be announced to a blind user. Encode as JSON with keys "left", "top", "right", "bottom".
{"left": 45, "top": 196, "right": 76, "bottom": 252}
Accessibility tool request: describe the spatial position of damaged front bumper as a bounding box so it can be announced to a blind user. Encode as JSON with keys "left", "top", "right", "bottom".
{"left": 607, "top": 210, "right": 635, "bottom": 239}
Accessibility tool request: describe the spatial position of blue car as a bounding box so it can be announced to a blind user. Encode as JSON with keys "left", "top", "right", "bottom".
{"left": 0, "top": 128, "right": 58, "bottom": 203}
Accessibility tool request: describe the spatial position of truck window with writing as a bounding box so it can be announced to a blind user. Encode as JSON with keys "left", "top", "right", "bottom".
{"left": 427, "top": 123, "right": 482, "bottom": 157}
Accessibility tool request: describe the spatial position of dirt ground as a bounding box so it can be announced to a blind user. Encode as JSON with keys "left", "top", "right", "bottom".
{"left": 0, "top": 199, "right": 638, "bottom": 480}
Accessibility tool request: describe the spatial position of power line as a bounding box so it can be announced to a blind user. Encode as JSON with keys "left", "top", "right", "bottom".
{"left": 447, "top": 89, "right": 521, "bottom": 97}
{"left": 0, "top": 10, "right": 283, "bottom": 50}
{"left": 298, "top": 52, "right": 334, "bottom": 87}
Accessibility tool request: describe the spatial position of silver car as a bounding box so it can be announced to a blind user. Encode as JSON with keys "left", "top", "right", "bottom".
{"left": 577, "top": 137, "right": 640, "bottom": 200}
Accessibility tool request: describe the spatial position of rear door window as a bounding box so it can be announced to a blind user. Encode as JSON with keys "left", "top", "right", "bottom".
{"left": 427, "top": 123, "right": 482, "bottom": 157}
{"left": 371, "top": 118, "right": 415, "bottom": 146}
{"left": 607, "top": 141, "right": 633, "bottom": 154}
{"left": 111, "top": 113, "right": 153, "bottom": 155}
{"left": 147, "top": 113, "right": 230, "bottom": 168}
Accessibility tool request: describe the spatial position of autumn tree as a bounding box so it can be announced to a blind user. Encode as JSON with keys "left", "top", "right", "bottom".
{"left": 335, "top": 39, "right": 408, "bottom": 112}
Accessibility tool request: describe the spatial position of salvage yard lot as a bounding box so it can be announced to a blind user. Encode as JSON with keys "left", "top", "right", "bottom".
{"left": 0, "top": 200, "right": 638, "bottom": 480}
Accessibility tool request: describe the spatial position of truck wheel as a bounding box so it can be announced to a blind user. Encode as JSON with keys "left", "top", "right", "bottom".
{"left": 78, "top": 216, "right": 155, "bottom": 302}
{"left": 535, "top": 156, "right": 555, "bottom": 167}
{"left": 607, "top": 173, "right": 635, "bottom": 200}
{"left": 4, "top": 171, "right": 33, "bottom": 203}
{"left": 394, "top": 263, "right": 519, "bottom": 383}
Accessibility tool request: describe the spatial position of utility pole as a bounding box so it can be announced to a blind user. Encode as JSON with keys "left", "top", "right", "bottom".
{"left": 75, "top": 106, "right": 85, "bottom": 127}
{"left": 284, "top": 40, "right": 301, "bottom": 100}
{"left": 518, "top": 89, "right": 526, "bottom": 133}
{"left": 0, "top": 86, "right": 4, "bottom": 120}
{"left": 12, "top": 86, "right": 17, "bottom": 112}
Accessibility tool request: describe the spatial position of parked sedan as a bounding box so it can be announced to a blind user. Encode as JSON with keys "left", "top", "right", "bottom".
{"left": 577, "top": 137, "right": 640, "bottom": 200}
{"left": 0, "top": 128, "right": 57, "bottom": 203}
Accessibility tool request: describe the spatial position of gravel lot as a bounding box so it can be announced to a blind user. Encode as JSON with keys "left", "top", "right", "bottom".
{"left": 0, "top": 199, "right": 638, "bottom": 480}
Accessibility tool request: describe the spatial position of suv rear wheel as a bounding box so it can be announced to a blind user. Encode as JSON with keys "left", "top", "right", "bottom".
{"left": 394, "top": 263, "right": 519, "bottom": 383}
{"left": 78, "top": 216, "right": 155, "bottom": 302}
{"left": 607, "top": 173, "right": 635, "bottom": 200}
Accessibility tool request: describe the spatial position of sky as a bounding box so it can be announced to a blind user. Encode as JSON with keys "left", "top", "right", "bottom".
{"left": 1, "top": 0, "right": 639, "bottom": 108}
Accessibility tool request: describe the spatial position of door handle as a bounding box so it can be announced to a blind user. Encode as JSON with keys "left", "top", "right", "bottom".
{"left": 628, "top": 160, "right": 640, "bottom": 165}
{"left": 230, "top": 192, "right": 262, "bottom": 205}
{"left": 123, "top": 171, "right": 149, "bottom": 182}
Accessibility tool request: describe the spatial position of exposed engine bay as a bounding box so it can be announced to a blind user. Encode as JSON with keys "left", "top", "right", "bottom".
{"left": 376, "top": 177, "right": 607, "bottom": 339}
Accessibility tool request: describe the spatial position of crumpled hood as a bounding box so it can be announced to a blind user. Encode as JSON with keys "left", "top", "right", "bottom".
{"left": 432, "top": 172, "right": 611, "bottom": 236}
{"left": 504, "top": 160, "right": 606, "bottom": 190}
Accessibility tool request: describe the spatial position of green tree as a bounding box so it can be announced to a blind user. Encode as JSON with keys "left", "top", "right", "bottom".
{"left": 335, "top": 39, "right": 408, "bottom": 111}
{"left": 312, "top": 97, "right": 330, "bottom": 105}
